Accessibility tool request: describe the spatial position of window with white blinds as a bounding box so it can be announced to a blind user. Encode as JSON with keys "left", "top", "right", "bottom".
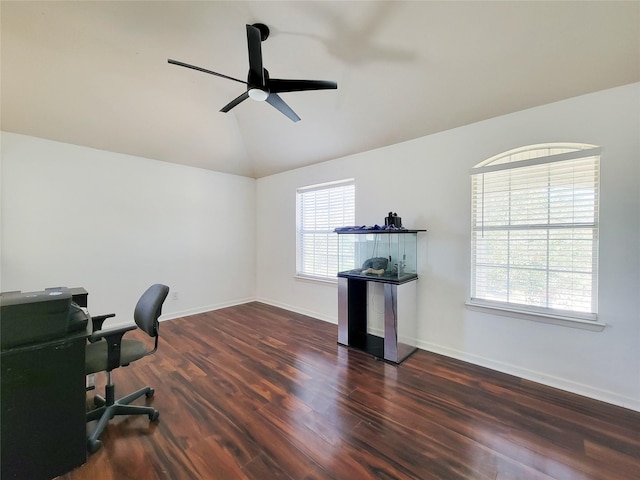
{"left": 470, "top": 144, "right": 600, "bottom": 320}
{"left": 296, "top": 179, "right": 355, "bottom": 280}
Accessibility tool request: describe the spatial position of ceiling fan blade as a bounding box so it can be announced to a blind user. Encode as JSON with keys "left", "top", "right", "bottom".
{"left": 168, "top": 59, "right": 247, "bottom": 85}
{"left": 246, "top": 24, "right": 264, "bottom": 87}
{"left": 220, "top": 91, "right": 250, "bottom": 112}
{"left": 266, "top": 93, "right": 301, "bottom": 122}
{"left": 268, "top": 79, "right": 338, "bottom": 93}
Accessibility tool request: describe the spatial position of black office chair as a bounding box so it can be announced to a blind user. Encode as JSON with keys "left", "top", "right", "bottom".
{"left": 85, "top": 284, "right": 170, "bottom": 453}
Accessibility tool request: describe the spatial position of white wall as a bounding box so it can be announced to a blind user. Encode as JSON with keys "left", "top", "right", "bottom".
{"left": 1, "top": 132, "right": 256, "bottom": 323}
{"left": 256, "top": 83, "right": 640, "bottom": 411}
{"left": 2, "top": 85, "right": 638, "bottom": 411}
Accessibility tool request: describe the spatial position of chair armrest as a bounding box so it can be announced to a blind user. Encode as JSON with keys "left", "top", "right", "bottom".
{"left": 90, "top": 324, "right": 137, "bottom": 371}
{"left": 90, "top": 313, "right": 116, "bottom": 333}
{"left": 89, "top": 324, "right": 137, "bottom": 342}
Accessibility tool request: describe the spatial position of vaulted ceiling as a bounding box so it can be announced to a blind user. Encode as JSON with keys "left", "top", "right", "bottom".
{"left": 2, "top": 1, "right": 639, "bottom": 178}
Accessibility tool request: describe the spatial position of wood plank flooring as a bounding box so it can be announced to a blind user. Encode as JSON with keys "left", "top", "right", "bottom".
{"left": 59, "top": 302, "right": 640, "bottom": 479}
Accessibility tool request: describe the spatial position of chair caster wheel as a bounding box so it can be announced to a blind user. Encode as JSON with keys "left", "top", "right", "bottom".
{"left": 149, "top": 410, "right": 160, "bottom": 422}
{"left": 146, "top": 388, "right": 155, "bottom": 398}
{"left": 88, "top": 439, "right": 102, "bottom": 454}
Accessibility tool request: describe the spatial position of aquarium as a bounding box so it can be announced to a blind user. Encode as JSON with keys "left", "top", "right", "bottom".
{"left": 336, "top": 229, "right": 425, "bottom": 283}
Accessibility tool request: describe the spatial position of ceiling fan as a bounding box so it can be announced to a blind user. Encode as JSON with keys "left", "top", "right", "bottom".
{"left": 168, "top": 23, "right": 337, "bottom": 122}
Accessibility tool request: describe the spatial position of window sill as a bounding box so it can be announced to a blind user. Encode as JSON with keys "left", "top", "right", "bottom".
{"left": 465, "top": 301, "right": 606, "bottom": 331}
{"left": 294, "top": 275, "right": 338, "bottom": 286}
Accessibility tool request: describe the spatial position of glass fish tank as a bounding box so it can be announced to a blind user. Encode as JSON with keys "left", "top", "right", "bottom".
{"left": 336, "top": 229, "right": 425, "bottom": 283}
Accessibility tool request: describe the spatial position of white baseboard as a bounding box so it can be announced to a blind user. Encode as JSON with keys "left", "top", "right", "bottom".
{"left": 255, "top": 297, "right": 337, "bottom": 324}
{"left": 417, "top": 339, "right": 640, "bottom": 413}
{"left": 159, "top": 297, "right": 255, "bottom": 322}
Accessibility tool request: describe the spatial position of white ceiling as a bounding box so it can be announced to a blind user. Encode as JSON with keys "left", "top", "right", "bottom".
{"left": 2, "top": 1, "right": 639, "bottom": 178}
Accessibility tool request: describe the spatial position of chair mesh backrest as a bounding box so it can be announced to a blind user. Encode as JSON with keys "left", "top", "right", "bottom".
{"left": 134, "top": 284, "right": 170, "bottom": 337}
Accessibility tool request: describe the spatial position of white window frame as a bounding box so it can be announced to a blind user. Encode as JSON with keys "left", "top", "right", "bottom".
{"left": 296, "top": 179, "right": 355, "bottom": 282}
{"left": 468, "top": 144, "right": 605, "bottom": 330}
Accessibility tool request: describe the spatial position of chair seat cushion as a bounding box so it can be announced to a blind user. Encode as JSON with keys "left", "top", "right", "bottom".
{"left": 85, "top": 339, "right": 149, "bottom": 374}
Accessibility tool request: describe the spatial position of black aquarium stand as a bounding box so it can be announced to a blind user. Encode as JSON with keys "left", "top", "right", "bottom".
{"left": 337, "top": 274, "right": 419, "bottom": 364}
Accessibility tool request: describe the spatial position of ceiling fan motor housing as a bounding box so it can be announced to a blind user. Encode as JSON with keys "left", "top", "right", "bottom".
{"left": 248, "top": 67, "right": 269, "bottom": 92}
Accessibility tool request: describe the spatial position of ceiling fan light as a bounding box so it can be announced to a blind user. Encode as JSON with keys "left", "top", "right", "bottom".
{"left": 248, "top": 88, "right": 269, "bottom": 101}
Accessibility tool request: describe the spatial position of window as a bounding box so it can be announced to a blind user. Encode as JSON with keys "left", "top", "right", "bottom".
{"left": 296, "top": 179, "right": 355, "bottom": 280}
{"left": 470, "top": 144, "right": 600, "bottom": 321}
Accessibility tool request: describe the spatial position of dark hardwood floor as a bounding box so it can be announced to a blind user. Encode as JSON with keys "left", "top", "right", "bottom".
{"left": 59, "top": 302, "right": 640, "bottom": 480}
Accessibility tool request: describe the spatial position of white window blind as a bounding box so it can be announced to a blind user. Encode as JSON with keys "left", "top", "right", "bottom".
{"left": 470, "top": 144, "right": 600, "bottom": 320}
{"left": 296, "top": 179, "right": 355, "bottom": 280}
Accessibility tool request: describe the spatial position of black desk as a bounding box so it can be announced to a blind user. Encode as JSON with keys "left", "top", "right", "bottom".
{"left": 1, "top": 288, "right": 89, "bottom": 480}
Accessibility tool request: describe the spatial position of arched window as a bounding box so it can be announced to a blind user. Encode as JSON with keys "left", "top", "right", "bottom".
{"left": 470, "top": 143, "right": 600, "bottom": 320}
